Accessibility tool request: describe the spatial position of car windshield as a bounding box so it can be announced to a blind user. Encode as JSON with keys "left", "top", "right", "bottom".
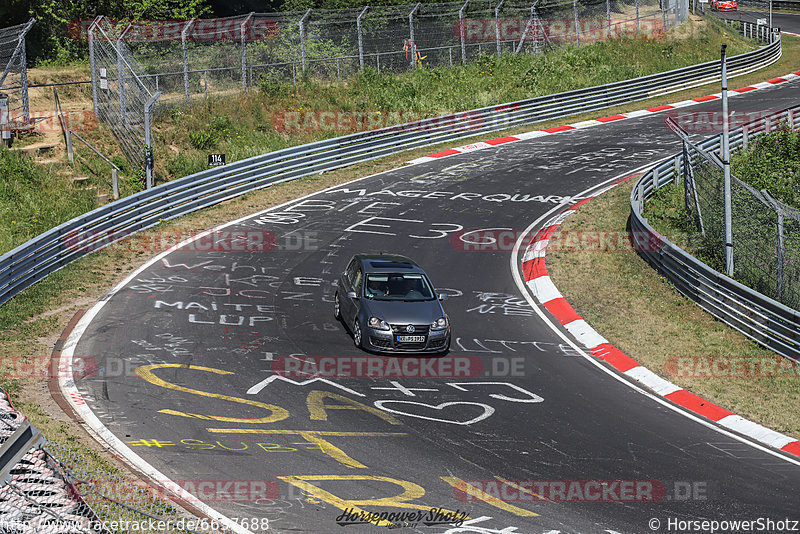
{"left": 365, "top": 273, "right": 435, "bottom": 301}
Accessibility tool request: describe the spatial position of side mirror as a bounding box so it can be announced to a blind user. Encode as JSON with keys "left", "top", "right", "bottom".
{"left": 346, "top": 291, "right": 358, "bottom": 299}
{"left": 438, "top": 293, "right": 448, "bottom": 301}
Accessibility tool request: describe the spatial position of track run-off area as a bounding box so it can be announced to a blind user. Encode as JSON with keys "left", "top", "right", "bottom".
{"left": 59, "top": 61, "right": 800, "bottom": 533}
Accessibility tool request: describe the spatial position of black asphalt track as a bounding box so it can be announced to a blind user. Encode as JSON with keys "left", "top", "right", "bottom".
{"left": 69, "top": 76, "right": 800, "bottom": 534}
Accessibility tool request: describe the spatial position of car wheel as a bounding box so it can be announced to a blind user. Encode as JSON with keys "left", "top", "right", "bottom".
{"left": 353, "top": 321, "right": 363, "bottom": 348}
{"left": 334, "top": 292, "right": 341, "bottom": 320}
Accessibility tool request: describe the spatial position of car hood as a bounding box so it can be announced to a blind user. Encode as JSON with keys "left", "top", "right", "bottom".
{"left": 361, "top": 298, "right": 445, "bottom": 325}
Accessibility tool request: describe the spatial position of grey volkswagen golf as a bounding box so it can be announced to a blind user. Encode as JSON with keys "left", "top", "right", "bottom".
{"left": 334, "top": 254, "right": 451, "bottom": 353}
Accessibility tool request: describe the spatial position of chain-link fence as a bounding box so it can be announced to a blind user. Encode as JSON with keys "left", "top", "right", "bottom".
{"left": 676, "top": 109, "right": 800, "bottom": 310}
{"left": 0, "top": 388, "right": 227, "bottom": 534}
{"left": 102, "top": 0, "right": 687, "bottom": 107}
{"left": 87, "top": 1, "right": 688, "bottom": 176}
{"left": 89, "top": 18, "right": 160, "bottom": 183}
{"left": 0, "top": 19, "right": 35, "bottom": 135}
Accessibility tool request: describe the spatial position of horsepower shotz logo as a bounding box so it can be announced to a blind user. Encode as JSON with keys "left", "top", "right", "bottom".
{"left": 335, "top": 507, "right": 468, "bottom": 527}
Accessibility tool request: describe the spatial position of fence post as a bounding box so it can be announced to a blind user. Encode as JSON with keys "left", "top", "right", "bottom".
{"left": 459, "top": 0, "right": 469, "bottom": 65}
{"left": 495, "top": 0, "right": 505, "bottom": 56}
{"left": 721, "top": 44, "right": 734, "bottom": 277}
{"left": 19, "top": 36, "right": 29, "bottom": 124}
{"left": 300, "top": 9, "right": 311, "bottom": 74}
{"left": 357, "top": 6, "right": 369, "bottom": 71}
{"left": 683, "top": 142, "right": 692, "bottom": 212}
{"left": 574, "top": 0, "right": 580, "bottom": 46}
{"left": 409, "top": 3, "right": 421, "bottom": 69}
{"left": 89, "top": 19, "right": 98, "bottom": 120}
{"left": 116, "top": 24, "right": 132, "bottom": 127}
{"left": 181, "top": 18, "right": 195, "bottom": 104}
{"left": 241, "top": 13, "right": 253, "bottom": 91}
{"left": 761, "top": 190, "right": 784, "bottom": 301}
{"left": 143, "top": 92, "right": 161, "bottom": 190}
{"left": 662, "top": 0, "right": 667, "bottom": 32}
{"left": 636, "top": 0, "right": 640, "bottom": 35}
{"left": 607, "top": 0, "right": 612, "bottom": 39}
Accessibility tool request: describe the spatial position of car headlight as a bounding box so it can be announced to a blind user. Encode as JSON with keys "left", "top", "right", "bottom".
{"left": 430, "top": 317, "right": 448, "bottom": 330}
{"left": 369, "top": 317, "right": 390, "bottom": 331}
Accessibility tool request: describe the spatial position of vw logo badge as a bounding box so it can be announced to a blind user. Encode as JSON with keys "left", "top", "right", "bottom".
{"left": 406, "top": 325, "right": 415, "bottom": 333}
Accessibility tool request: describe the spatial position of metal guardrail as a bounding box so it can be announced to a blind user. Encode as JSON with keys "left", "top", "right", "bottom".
{"left": 630, "top": 104, "right": 800, "bottom": 360}
{"left": 0, "top": 27, "right": 781, "bottom": 308}
{"left": 741, "top": 0, "right": 800, "bottom": 11}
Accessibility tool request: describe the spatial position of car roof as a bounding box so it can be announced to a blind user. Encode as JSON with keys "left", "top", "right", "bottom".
{"left": 352, "top": 254, "right": 425, "bottom": 274}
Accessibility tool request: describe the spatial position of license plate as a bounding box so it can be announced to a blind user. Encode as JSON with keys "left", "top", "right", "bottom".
{"left": 396, "top": 335, "right": 425, "bottom": 343}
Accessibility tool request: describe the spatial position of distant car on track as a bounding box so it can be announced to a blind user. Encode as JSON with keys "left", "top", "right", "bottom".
{"left": 711, "top": 0, "right": 737, "bottom": 11}
{"left": 335, "top": 254, "right": 451, "bottom": 354}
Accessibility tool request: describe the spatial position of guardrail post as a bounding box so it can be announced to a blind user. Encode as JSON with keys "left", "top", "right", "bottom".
{"left": 495, "top": 0, "right": 505, "bottom": 56}
{"left": 300, "top": 9, "right": 311, "bottom": 74}
{"left": 742, "top": 124, "right": 749, "bottom": 149}
{"left": 652, "top": 164, "right": 659, "bottom": 191}
{"left": 241, "top": 13, "right": 253, "bottom": 91}
{"left": 357, "top": 7, "right": 369, "bottom": 71}
{"left": 573, "top": 0, "right": 580, "bottom": 46}
{"left": 112, "top": 168, "right": 119, "bottom": 199}
{"left": 459, "top": 0, "right": 469, "bottom": 65}
{"left": 410, "top": 3, "right": 421, "bottom": 69}
{"left": 182, "top": 18, "right": 195, "bottom": 104}
{"left": 673, "top": 153, "right": 680, "bottom": 186}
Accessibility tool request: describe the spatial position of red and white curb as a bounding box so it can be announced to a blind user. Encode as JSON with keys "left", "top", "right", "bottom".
{"left": 518, "top": 175, "right": 800, "bottom": 460}
{"left": 408, "top": 69, "right": 800, "bottom": 165}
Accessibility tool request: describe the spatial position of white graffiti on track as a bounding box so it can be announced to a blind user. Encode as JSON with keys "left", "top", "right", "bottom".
{"left": 466, "top": 292, "right": 533, "bottom": 316}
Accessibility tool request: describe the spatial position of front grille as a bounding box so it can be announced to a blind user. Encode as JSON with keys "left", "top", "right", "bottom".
{"left": 394, "top": 341, "right": 427, "bottom": 350}
{"left": 369, "top": 337, "right": 392, "bottom": 348}
{"left": 390, "top": 324, "right": 430, "bottom": 335}
{"left": 428, "top": 339, "right": 447, "bottom": 349}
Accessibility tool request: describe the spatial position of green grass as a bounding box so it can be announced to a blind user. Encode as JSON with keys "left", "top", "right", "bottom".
{"left": 0, "top": 151, "right": 97, "bottom": 254}
{"left": 154, "top": 16, "right": 756, "bottom": 181}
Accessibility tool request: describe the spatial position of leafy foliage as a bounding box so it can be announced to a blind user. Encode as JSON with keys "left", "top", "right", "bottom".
{"left": 732, "top": 128, "right": 800, "bottom": 209}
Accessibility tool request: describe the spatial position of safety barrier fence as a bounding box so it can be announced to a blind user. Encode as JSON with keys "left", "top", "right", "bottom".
{"left": 0, "top": 21, "right": 780, "bottom": 533}
{"left": 631, "top": 103, "right": 800, "bottom": 359}
{"left": 0, "top": 19, "right": 35, "bottom": 138}
{"left": 1, "top": 25, "right": 779, "bottom": 309}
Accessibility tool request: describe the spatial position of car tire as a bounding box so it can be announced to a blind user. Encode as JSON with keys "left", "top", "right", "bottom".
{"left": 334, "top": 292, "right": 341, "bottom": 320}
{"left": 353, "top": 321, "right": 363, "bottom": 348}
